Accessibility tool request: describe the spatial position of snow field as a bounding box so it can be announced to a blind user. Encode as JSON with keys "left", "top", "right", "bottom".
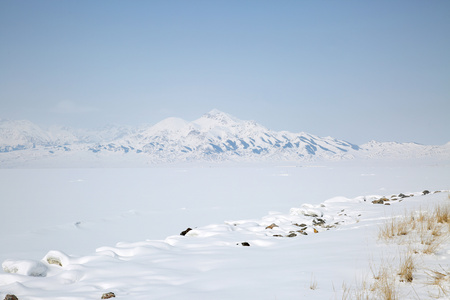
{"left": 0, "top": 161, "right": 449, "bottom": 299}
{"left": 2, "top": 190, "right": 449, "bottom": 299}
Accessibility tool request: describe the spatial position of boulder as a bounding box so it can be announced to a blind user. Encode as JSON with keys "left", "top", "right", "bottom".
{"left": 2, "top": 259, "right": 47, "bottom": 277}
{"left": 265, "top": 223, "right": 279, "bottom": 229}
{"left": 240, "top": 242, "right": 250, "bottom": 247}
{"left": 422, "top": 190, "right": 430, "bottom": 195}
{"left": 312, "top": 218, "right": 326, "bottom": 226}
{"left": 44, "top": 250, "right": 70, "bottom": 267}
{"left": 101, "top": 292, "right": 115, "bottom": 299}
{"left": 46, "top": 257, "right": 62, "bottom": 267}
{"left": 180, "top": 228, "right": 192, "bottom": 236}
{"left": 4, "top": 295, "right": 18, "bottom": 300}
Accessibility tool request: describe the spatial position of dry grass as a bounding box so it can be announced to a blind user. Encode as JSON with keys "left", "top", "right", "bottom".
{"left": 379, "top": 200, "right": 450, "bottom": 255}
{"left": 339, "top": 281, "right": 371, "bottom": 300}
{"left": 349, "top": 194, "right": 450, "bottom": 299}
{"left": 398, "top": 252, "right": 415, "bottom": 283}
{"left": 372, "top": 265, "right": 398, "bottom": 300}
{"left": 435, "top": 203, "right": 450, "bottom": 224}
{"left": 310, "top": 273, "right": 318, "bottom": 290}
{"left": 426, "top": 266, "right": 450, "bottom": 298}
{"left": 340, "top": 282, "right": 351, "bottom": 300}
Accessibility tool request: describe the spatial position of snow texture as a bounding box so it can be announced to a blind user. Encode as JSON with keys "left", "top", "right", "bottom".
{"left": 0, "top": 162, "right": 449, "bottom": 299}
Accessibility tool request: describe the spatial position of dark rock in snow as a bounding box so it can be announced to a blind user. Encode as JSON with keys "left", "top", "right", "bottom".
{"left": 422, "top": 190, "right": 430, "bottom": 195}
{"left": 180, "top": 228, "right": 192, "bottom": 236}
{"left": 286, "top": 233, "right": 297, "bottom": 237}
{"left": 101, "top": 292, "right": 116, "bottom": 299}
{"left": 240, "top": 242, "right": 250, "bottom": 246}
{"left": 4, "top": 295, "right": 18, "bottom": 300}
{"left": 312, "top": 218, "right": 326, "bottom": 226}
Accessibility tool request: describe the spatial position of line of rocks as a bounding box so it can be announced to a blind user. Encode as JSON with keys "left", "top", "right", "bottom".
{"left": 371, "top": 190, "right": 439, "bottom": 205}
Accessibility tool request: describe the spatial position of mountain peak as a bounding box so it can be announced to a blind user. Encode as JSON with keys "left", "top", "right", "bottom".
{"left": 207, "top": 108, "right": 225, "bottom": 115}
{"left": 198, "top": 109, "right": 240, "bottom": 126}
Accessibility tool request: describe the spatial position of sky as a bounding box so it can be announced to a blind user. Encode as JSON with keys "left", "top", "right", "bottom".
{"left": 0, "top": 0, "right": 449, "bottom": 145}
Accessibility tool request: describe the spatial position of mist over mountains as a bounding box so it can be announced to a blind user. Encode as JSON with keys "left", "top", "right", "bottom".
{"left": 0, "top": 110, "right": 449, "bottom": 167}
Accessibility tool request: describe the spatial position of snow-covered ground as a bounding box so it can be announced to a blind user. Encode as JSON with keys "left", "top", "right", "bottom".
{"left": 1, "top": 159, "right": 449, "bottom": 299}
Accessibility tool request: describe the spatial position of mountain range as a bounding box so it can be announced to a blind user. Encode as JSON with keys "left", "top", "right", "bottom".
{"left": 0, "top": 110, "right": 449, "bottom": 167}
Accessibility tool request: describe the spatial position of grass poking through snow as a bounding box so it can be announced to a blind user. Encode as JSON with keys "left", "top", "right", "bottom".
{"left": 344, "top": 193, "right": 450, "bottom": 299}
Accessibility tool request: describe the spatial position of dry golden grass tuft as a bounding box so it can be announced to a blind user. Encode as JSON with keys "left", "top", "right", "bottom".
{"left": 379, "top": 200, "right": 450, "bottom": 255}
{"left": 435, "top": 203, "right": 450, "bottom": 224}
{"left": 397, "top": 252, "right": 415, "bottom": 283}
{"left": 346, "top": 193, "right": 450, "bottom": 299}
{"left": 309, "top": 273, "right": 318, "bottom": 290}
{"left": 426, "top": 266, "right": 450, "bottom": 298}
{"left": 372, "top": 265, "right": 398, "bottom": 300}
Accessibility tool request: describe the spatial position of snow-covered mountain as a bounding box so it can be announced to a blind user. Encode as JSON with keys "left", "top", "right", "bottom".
{"left": 0, "top": 110, "right": 449, "bottom": 166}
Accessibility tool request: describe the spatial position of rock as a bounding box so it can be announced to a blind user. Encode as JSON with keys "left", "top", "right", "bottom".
{"left": 384, "top": 203, "right": 391, "bottom": 205}
{"left": 2, "top": 259, "right": 47, "bottom": 277}
{"left": 304, "top": 212, "right": 319, "bottom": 217}
{"left": 312, "top": 218, "right": 326, "bottom": 226}
{"left": 273, "top": 234, "right": 283, "bottom": 237}
{"left": 101, "top": 292, "right": 115, "bottom": 299}
{"left": 372, "top": 199, "right": 384, "bottom": 204}
{"left": 4, "top": 295, "right": 18, "bottom": 300}
{"left": 423, "top": 190, "right": 430, "bottom": 195}
{"left": 323, "top": 224, "right": 336, "bottom": 229}
{"left": 398, "top": 193, "right": 408, "bottom": 198}
{"left": 44, "top": 250, "right": 70, "bottom": 268}
{"left": 297, "top": 230, "right": 308, "bottom": 235}
{"left": 265, "top": 223, "right": 279, "bottom": 229}
{"left": 240, "top": 242, "right": 250, "bottom": 247}
{"left": 313, "top": 228, "right": 319, "bottom": 233}
{"left": 46, "top": 257, "right": 62, "bottom": 267}
{"left": 286, "top": 233, "right": 297, "bottom": 237}
{"left": 293, "top": 223, "right": 307, "bottom": 227}
{"left": 180, "top": 228, "right": 192, "bottom": 236}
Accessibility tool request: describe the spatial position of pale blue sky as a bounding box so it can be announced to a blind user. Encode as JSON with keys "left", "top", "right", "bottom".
{"left": 1, "top": 0, "right": 449, "bottom": 145}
